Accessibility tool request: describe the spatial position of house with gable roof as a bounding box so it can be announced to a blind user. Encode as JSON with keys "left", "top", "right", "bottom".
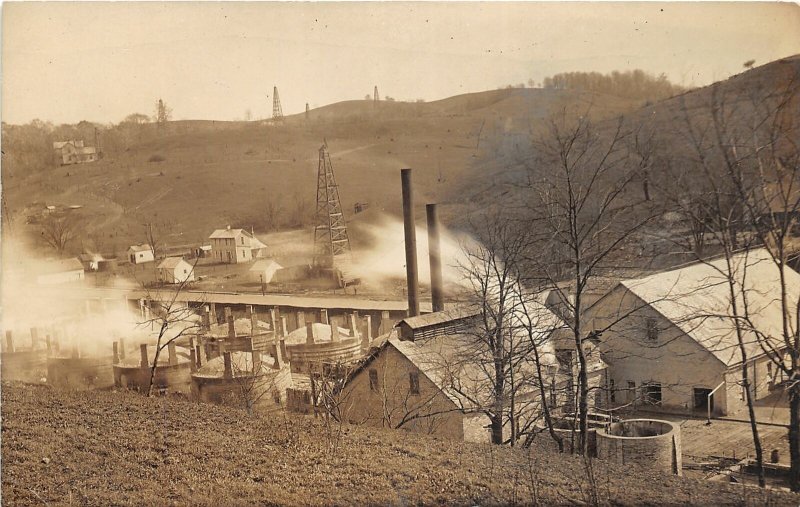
{"left": 584, "top": 248, "right": 800, "bottom": 416}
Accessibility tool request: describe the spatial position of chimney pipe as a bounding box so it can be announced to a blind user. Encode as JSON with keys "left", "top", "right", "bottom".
{"left": 426, "top": 203, "right": 445, "bottom": 312}
{"left": 401, "top": 168, "right": 420, "bottom": 317}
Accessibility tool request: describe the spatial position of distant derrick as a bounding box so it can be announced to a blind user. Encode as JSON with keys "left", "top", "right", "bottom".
{"left": 312, "top": 144, "right": 354, "bottom": 283}
{"left": 272, "top": 86, "right": 283, "bottom": 121}
{"left": 374, "top": 86, "right": 379, "bottom": 102}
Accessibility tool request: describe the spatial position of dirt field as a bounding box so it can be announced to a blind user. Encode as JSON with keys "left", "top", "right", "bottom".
{"left": 2, "top": 381, "right": 797, "bottom": 506}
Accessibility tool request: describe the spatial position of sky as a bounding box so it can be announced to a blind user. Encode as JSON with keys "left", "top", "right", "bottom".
{"left": 3, "top": 1, "right": 800, "bottom": 125}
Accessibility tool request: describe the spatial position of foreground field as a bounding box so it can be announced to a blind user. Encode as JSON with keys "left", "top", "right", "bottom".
{"left": 1, "top": 382, "right": 797, "bottom": 506}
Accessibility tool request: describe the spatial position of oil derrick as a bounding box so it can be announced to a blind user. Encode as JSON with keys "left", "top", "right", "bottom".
{"left": 272, "top": 86, "right": 283, "bottom": 120}
{"left": 373, "top": 86, "right": 379, "bottom": 102}
{"left": 312, "top": 143, "right": 354, "bottom": 284}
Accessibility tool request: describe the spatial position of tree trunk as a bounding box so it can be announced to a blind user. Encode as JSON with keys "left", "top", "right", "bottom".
{"left": 790, "top": 385, "right": 800, "bottom": 492}
{"left": 741, "top": 361, "right": 765, "bottom": 487}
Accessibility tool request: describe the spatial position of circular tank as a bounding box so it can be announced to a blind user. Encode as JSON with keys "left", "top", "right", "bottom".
{"left": 191, "top": 351, "right": 292, "bottom": 412}
{"left": 284, "top": 323, "right": 362, "bottom": 373}
{"left": 47, "top": 354, "right": 115, "bottom": 390}
{"left": 113, "top": 345, "right": 192, "bottom": 394}
{"left": 595, "top": 419, "right": 682, "bottom": 475}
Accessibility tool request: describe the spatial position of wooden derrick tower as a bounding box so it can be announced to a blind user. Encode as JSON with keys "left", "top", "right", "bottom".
{"left": 312, "top": 143, "right": 353, "bottom": 282}
{"left": 272, "top": 86, "right": 283, "bottom": 120}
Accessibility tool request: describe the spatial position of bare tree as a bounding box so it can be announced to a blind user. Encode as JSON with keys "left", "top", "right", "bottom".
{"left": 519, "top": 109, "right": 659, "bottom": 455}
{"left": 139, "top": 259, "right": 203, "bottom": 397}
{"left": 40, "top": 213, "right": 81, "bottom": 255}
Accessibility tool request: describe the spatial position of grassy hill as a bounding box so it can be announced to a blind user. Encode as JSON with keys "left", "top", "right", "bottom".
{"left": 2, "top": 87, "right": 642, "bottom": 256}
{"left": 2, "top": 381, "right": 795, "bottom": 506}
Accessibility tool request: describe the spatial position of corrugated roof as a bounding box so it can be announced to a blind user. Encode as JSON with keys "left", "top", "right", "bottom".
{"left": 398, "top": 309, "right": 478, "bottom": 330}
{"left": 619, "top": 248, "right": 800, "bottom": 367}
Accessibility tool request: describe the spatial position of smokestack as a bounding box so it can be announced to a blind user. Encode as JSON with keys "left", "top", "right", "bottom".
{"left": 426, "top": 203, "right": 445, "bottom": 312}
{"left": 223, "top": 352, "right": 233, "bottom": 379}
{"left": 401, "top": 168, "right": 420, "bottom": 317}
{"left": 140, "top": 344, "right": 149, "bottom": 368}
{"left": 226, "top": 307, "right": 235, "bottom": 338}
{"left": 306, "top": 323, "right": 315, "bottom": 344}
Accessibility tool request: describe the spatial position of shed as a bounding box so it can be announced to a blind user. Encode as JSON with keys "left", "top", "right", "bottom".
{"left": 156, "top": 257, "right": 195, "bottom": 284}
{"left": 128, "top": 244, "right": 154, "bottom": 264}
{"left": 249, "top": 259, "right": 283, "bottom": 283}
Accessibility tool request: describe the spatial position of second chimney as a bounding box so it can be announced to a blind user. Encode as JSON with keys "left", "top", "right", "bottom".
{"left": 426, "top": 203, "right": 445, "bottom": 312}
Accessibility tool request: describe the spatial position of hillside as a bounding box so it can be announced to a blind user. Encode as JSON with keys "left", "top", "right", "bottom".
{"left": 2, "top": 381, "right": 795, "bottom": 506}
{"left": 2, "top": 87, "right": 642, "bottom": 256}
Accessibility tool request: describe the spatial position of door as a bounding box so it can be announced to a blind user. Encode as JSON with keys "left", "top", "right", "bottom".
{"left": 694, "top": 388, "right": 713, "bottom": 412}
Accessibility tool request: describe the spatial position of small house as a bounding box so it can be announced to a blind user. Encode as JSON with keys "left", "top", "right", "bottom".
{"left": 36, "top": 258, "right": 85, "bottom": 285}
{"left": 156, "top": 257, "right": 195, "bottom": 284}
{"left": 249, "top": 259, "right": 283, "bottom": 284}
{"left": 127, "top": 244, "right": 154, "bottom": 264}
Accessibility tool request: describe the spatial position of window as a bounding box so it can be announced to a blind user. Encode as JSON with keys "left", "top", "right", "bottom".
{"left": 368, "top": 369, "right": 379, "bottom": 391}
{"left": 642, "top": 382, "right": 662, "bottom": 405}
{"left": 241, "top": 237, "right": 245, "bottom": 245}
{"left": 645, "top": 317, "right": 659, "bottom": 341}
{"left": 409, "top": 372, "right": 420, "bottom": 395}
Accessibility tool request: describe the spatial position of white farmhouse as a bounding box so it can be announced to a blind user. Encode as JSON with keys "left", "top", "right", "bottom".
{"left": 156, "top": 257, "right": 195, "bottom": 284}
{"left": 127, "top": 244, "right": 154, "bottom": 264}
